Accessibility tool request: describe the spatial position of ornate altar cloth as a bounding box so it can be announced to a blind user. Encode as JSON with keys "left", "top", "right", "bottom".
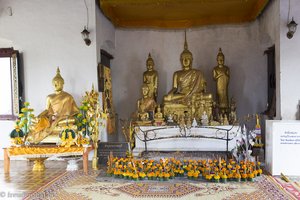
{"left": 7, "top": 146, "right": 84, "bottom": 157}
{"left": 4, "top": 146, "right": 93, "bottom": 173}
{"left": 133, "top": 126, "right": 241, "bottom": 156}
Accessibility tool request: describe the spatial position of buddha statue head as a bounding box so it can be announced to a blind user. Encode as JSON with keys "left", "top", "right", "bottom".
{"left": 180, "top": 32, "right": 193, "bottom": 70}
{"left": 52, "top": 67, "right": 64, "bottom": 93}
{"left": 146, "top": 53, "right": 154, "bottom": 71}
{"left": 141, "top": 84, "right": 150, "bottom": 98}
{"left": 217, "top": 48, "right": 225, "bottom": 66}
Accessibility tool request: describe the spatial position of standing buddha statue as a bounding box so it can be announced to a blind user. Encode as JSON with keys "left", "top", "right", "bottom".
{"left": 213, "top": 48, "right": 230, "bottom": 114}
{"left": 143, "top": 53, "right": 158, "bottom": 101}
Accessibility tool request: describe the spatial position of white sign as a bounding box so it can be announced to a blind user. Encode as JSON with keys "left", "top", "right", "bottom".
{"left": 266, "top": 120, "right": 300, "bottom": 175}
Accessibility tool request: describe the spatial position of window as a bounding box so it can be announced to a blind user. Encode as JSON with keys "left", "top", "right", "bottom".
{"left": 0, "top": 48, "right": 22, "bottom": 120}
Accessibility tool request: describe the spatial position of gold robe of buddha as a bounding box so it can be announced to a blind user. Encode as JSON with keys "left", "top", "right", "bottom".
{"left": 137, "top": 84, "right": 156, "bottom": 115}
{"left": 143, "top": 53, "right": 158, "bottom": 101}
{"left": 163, "top": 32, "right": 213, "bottom": 121}
{"left": 163, "top": 34, "right": 207, "bottom": 104}
{"left": 26, "top": 68, "right": 79, "bottom": 144}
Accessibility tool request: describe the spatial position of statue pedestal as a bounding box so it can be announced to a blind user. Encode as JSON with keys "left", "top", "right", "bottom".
{"left": 133, "top": 125, "right": 241, "bottom": 156}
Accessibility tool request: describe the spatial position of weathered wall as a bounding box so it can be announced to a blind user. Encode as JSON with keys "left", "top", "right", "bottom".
{"left": 2, "top": 0, "right": 298, "bottom": 152}
{"left": 258, "top": 0, "right": 281, "bottom": 120}
{"left": 112, "top": 23, "right": 268, "bottom": 125}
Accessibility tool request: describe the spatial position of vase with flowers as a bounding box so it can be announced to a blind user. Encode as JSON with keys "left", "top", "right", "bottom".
{"left": 10, "top": 102, "right": 34, "bottom": 146}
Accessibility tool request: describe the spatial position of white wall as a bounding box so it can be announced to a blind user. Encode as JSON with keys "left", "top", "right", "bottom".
{"left": 0, "top": 0, "right": 99, "bottom": 159}
{"left": 258, "top": 0, "right": 280, "bottom": 119}
{"left": 279, "top": 0, "right": 300, "bottom": 120}
{"left": 112, "top": 23, "right": 268, "bottom": 124}
{"left": 96, "top": 5, "right": 115, "bottom": 60}
{"left": 95, "top": 3, "right": 116, "bottom": 142}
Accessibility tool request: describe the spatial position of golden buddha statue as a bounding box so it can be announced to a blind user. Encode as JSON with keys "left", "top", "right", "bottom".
{"left": 163, "top": 32, "right": 213, "bottom": 121}
{"left": 154, "top": 105, "right": 165, "bottom": 126}
{"left": 135, "top": 84, "right": 156, "bottom": 125}
{"left": 213, "top": 48, "right": 230, "bottom": 113}
{"left": 137, "top": 84, "right": 156, "bottom": 114}
{"left": 26, "top": 68, "right": 79, "bottom": 144}
{"left": 143, "top": 53, "right": 158, "bottom": 101}
{"left": 136, "top": 107, "right": 152, "bottom": 126}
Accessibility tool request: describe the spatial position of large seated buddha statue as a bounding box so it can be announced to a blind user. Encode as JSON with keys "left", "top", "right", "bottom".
{"left": 163, "top": 33, "right": 213, "bottom": 122}
{"left": 26, "top": 68, "right": 79, "bottom": 144}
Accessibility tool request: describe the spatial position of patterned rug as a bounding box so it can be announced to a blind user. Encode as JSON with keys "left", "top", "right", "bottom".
{"left": 24, "top": 170, "right": 297, "bottom": 200}
{"left": 272, "top": 176, "right": 300, "bottom": 200}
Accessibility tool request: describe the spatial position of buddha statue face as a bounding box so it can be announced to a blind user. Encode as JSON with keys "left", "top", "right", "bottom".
{"left": 142, "top": 85, "right": 150, "bottom": 97}
{"left": 217, "top": 48, "right": 225, "bottom": 66}
{"left": 181, "top": 53, "right": 193, "bottom": 70}
{"left": 217, "top": 55, "right": 224, "bottom": 66}
{"left": 53, "top": 79, "right": 64, "bottom": 92}
{"left": 146, "top": 60, "right": 154, "bottom": 71}
{"left": 52, "top": 68, "right": 65, "bottom": 93}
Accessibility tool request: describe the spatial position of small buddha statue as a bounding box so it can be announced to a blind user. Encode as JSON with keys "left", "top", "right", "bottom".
{"left": 192, "top": 118, "right": 198, "bottom": 127}
{"left": 137, "top": 107, "right": 152, "bottom": 126}
{"left": 212, "top": 101, "right": 220, "bottom": 122}
{"left": 154, "top": 105, "right": 165, "bottom": 126}
{"left": 167, "top": 114, "right": 173, "bottom": 122}
{"left": 26, "top": 68, "right": 79, "bottom": 144}
{"left": 139, "top": 108, "right": 150, "bottom": 121}
{"left": 137, "top": 84, "right": 156, "bottom": 117}
{"left": 229, "top": 97, "right": 237, "bottom": 125}
{"left": 143, "top": 53, "right": 158, "bottom": 101}
{"left": 213, "top": 48, "right": 230, "bottom": 114}
{"left": 201, "top": 111, "right": 209, "bottom": 126}
{"left": 219, "top": 114, "right": 224, "bottom": 125}
{"left": 223, "top": 114, "right": 229, "bottom": 125}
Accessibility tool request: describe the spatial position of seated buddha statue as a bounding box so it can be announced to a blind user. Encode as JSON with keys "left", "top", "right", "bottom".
{"left": 137, "top": 84, "right": 156, "bottom": 116}
{"left": 136, "top": 107, "right": 152, "bottom": 126}
{"left": 26, "top": 68, "right": 79, "bottom": 144}
{"left": 135, "top": 84, "right": 156, "bottom": 125}
{"left": 154, "top": 105, "right": 165, "bottom": 126}
{"left": 163, "top": 32, "right": 213, "bottom": 120}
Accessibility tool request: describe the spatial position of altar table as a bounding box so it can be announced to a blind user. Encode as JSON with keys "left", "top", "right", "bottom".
{"left": 3, "top": 145, "right": 93, "bottom": 174}
{"left": 133, "top": 125, "right": 241, "bottom": 156}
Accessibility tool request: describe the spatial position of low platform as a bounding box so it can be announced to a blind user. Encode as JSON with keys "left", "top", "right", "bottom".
{"left": 133, "top": 125, "right": 241, "bottom": 156}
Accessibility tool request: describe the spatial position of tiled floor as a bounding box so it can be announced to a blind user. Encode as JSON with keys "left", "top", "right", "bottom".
{"left": 0, "top": 160, "right": 89, "bottom": 199}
